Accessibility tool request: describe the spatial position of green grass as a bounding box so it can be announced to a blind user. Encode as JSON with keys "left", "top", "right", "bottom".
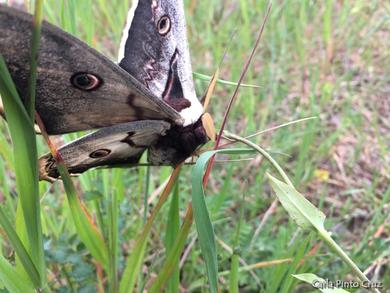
{"left": 0, "top": 0, "right": 389, "bottom": 291}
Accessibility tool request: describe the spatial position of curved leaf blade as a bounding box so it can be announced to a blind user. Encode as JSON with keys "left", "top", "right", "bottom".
{"left": 192, "top": 149, "right": 254, "bottom": 293}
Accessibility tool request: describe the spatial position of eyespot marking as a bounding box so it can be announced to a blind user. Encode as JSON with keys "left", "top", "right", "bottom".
{"left": 71, "top": 72, "right": 101, "bottom": 91}
{"left": 157, "top": 15, "right": 171, "bottom": 35}
{"left": 89, "top": 149, "right": 111, "bottom": 159}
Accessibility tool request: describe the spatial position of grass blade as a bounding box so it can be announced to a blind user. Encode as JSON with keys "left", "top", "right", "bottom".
{"left": 108, "top": 191, "right": 119, "bottom": 292}
{"left": 164, "top": 182, "right": 180, "bottom": 293}
{"left": 119, "top": 166, "right": 181, "bottom": 293}
{"left": 229, "top": 191, "right": 246, "bottom": 293}
{"left": 192, "top": 149, "right": 254, "bottom": 293}
{"left": 0, "top": 254, "right": 35, "bottom": 293}
{"left": 193, "top": 72, "right": 261, "bottom": 89}
{"left": 0, "top": 56, "right": 44, "bottom": 286}
{"left": 150, "top": 205, "right": 193, "bottom": 293}
{"left": 202, "top": 4, "right": 272, "bottom": 186}
{"left": 0, "top": 207, "right": 40, "bottom": 287}
{"left": 35, "top": 114, "right": 109, "bottom": 269}
{"left": 26, "top": 0, "right": 43, "bottom": 120}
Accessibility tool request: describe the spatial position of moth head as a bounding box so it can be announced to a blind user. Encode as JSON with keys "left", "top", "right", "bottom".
{"left": 118, "top": 0, "right": 203, "bottom": 126}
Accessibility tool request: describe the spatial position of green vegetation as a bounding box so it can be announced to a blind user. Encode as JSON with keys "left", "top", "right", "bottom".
{"left": 0, "top": 0, "right": 388, "bottom": 292}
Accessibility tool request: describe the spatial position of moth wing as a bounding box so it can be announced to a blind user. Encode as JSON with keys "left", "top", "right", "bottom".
{"left": 39, "top": 120, "right": 170, "bottom": 180}
{"left": 118, "top": 0, "right": 204, "bottom": 126}
{"left": 0, "top": 5, "right": 182, "bottom": 134}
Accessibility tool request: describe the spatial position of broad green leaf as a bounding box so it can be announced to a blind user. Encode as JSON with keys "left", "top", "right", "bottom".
{"left": 293, "top": 273, "right": 349, "bottom": 293}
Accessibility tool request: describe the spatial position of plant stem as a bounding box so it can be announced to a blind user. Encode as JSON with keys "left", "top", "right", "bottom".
{"left": 223, "top": 131, "right": 294, "bottom": 187}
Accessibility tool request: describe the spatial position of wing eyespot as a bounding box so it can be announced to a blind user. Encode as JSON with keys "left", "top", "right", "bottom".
{"left": 89, "top": 149, "right": 111, "bottom": 159}
{"left": 157, "top": 15, "right": 171, "bottom": 36}
{"left": 71, "top": 72, "right": 101, "bottom": 91}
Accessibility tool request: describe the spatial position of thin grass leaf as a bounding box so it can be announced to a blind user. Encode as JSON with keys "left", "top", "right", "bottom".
{"left": 14, "top": 201, "right": 35, "bottom": 288}
{"left": 0, "top": 56, "right": 44, "bottom": 286}
{"left": 108, "top": 191, "right": 119, "bottom": 292}
{"left": 229, "top": 190, "right": 246, "bottom": 293}
{"left": 202, "top": 5, "right": 272, "bottom": 186}
{"left": 192, "top": 148, "right": 254, "bottom": 293}
{"left": 229, "top": 253, "right": 240, "bottom": 293}
{"left": 150, "top": 205, "right": 193, "bottom": 293}
{"left": 279, "top": 234, "right": 313, "bottom": 293}
{"left": 26, "top": 0, "right": 43, "bottom": 120}
{"left": 0, "top": 207, "right": 40, "bottom": 287}
{"left": 50, "top": 161, "right": 109, "bottom": 268}
{"left": 193, "top": 72, "right": 261, "bottom": 89}
{"left": 119, "top": 166, "right": 181, "bottom": 293}
{"left": 164, "top": 182, "right": 180, "bottom": 293}
{"left": 202, "top": 68, "right": 219, "bottom": 111}
{"left": 0, "top": 254, "right": 35, "bottom": 293}
{"left": 293, "top": 273, "right": 349, "bottom": 293}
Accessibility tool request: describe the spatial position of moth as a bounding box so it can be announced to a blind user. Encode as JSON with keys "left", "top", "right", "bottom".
{"left": 0, "top": 1, "right": 213, "bottom": 180}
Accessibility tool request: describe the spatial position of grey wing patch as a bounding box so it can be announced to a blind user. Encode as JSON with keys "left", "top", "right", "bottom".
{"left": 0, "top": 5, "right": 182, "bottom": 134}
{"left": 118, "top": 0, "right": 203, "bottom": 126}
{"left": 39, "top": 120, "right": 170, "bottom": 180}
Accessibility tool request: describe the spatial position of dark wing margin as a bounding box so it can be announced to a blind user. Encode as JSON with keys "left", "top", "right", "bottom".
{"left": 39, "top": 120, "right": 171, "bottom": 180}
{"left": 0, "top": 5, "right": 182, "bottom": 134}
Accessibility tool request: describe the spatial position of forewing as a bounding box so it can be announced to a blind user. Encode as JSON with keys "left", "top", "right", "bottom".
{"left": 0, "top": 5, "right": 182, "bottom": 134}
{"left": 39, "top": 120, "right": 171, "bottom": 179}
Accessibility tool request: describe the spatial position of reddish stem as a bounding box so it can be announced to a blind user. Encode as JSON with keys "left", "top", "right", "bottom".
{"left": 203, "top": 4, "right": 272, "bottom": 187}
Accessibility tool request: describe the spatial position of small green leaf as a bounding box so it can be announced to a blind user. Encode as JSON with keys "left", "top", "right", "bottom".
{"left": 267, "top": 174, "right": 327, "bottom": 233}
{"left": 293, "top": 273, "right": 350, "bottom": 293}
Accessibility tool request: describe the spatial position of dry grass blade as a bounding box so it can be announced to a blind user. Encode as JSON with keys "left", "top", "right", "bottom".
{"left": 203, "top": 3, "right": 272, "bottom": 185}
{"left": 35, "top": 112, "right": 109, "bottom": 269}
{"left": 203, "top": 68, "right": 219, "bottom": 111}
